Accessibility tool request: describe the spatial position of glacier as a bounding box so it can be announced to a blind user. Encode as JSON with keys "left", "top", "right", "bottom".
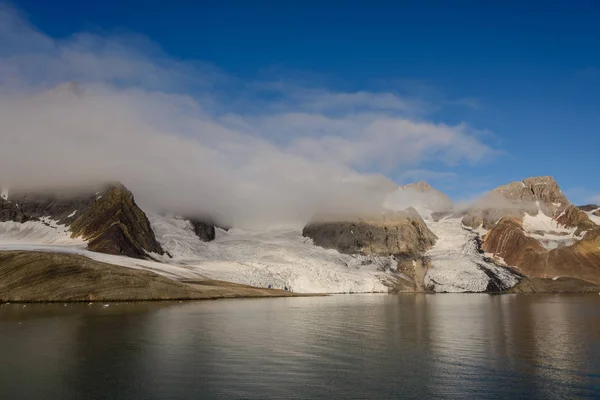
{"left": 149, "top": 214, "right": 392, "bottom": 293}
{"left": 424, "top": 217, "right": 520, "bottom": 293}
{"left": 0, "top": 211, "right": 523, "bottom": 294}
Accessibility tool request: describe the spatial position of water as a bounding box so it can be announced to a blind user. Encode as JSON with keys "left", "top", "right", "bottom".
{"left": 1, "top": 294, "right": 599, "bottom": 399}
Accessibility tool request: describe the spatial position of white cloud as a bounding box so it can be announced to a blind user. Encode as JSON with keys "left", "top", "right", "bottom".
{"left": 398, "top": 169, "right": 459, "bottom": 184}
{"left": 0, "top": 4, "right": 497, "bottom": 228}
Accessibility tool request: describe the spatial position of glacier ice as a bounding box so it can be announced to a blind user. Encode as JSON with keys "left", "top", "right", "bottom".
{"left": 424, "top": 217, "right": 520, "bottom": 293}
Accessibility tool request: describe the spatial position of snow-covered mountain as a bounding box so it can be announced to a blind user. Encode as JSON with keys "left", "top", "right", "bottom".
{"left": 1, "top": 176, "right": 599, "bottom": 298}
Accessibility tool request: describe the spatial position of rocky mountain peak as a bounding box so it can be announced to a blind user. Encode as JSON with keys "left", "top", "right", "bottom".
{"left": 492, "top": 176, "right": 568, "bottom": 206}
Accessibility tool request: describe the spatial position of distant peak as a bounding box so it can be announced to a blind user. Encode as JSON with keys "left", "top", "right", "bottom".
{"left": 522, "top": 176, "right": 557, "bottom": 185}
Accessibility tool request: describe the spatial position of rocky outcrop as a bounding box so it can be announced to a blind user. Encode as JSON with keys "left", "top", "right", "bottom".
{"left": 6, "top": 190, "right": 97, "bottom": 225}
{"left": 188, "top": 218, "right": 216, "bottom": 242}
{"left": 69, "top": 184, "right": 164, "bottom": 258}
{"left": 302, "top": 210, "right": 437, "bottom": 259}
{"left": 461, "top": 176, "right": 569, "bottom": 230}
{"left": 555, "top": 205, "right": 596, "bottom": 234}
{"left": 493, "top": 176, "right": 568, "bottom": 205}
{"left": 0, "top": 198, "right": 29, "bottom": 223}
{"left": 0, "top": 183, "right": 164, "bottom": 259}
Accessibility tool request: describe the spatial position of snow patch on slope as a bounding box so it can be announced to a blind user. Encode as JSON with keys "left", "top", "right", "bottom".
{"left": 149, "top": 214, "right": 391, "bottom": 293}
{"left": 425, "top": 217, "right": 520, "bottom": 293}
{"left": 0, "top": 188, "right": 8, "bottom": 201}
{"left": 0, "top": 219, "right": 84, "bottom": 246}
{"left": 522, "top": 211, "right": 579, "bottom": 249}
{"left": 586, "top": 208, "right": 600, "bottom": 226}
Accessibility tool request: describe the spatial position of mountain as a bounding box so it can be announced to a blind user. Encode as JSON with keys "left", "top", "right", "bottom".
{"left": 1, "top": 176, "right": 599, "bottom": 299}
{"left": 302, "top": 209, "right": 437, "bottom": 259}
{"left": 461, "top": 176, "right": 594, "bottom": 232}
{"left": 457, "top": 176, "right": 600, "bottom": 287}
{"left": 0, "top": 183, "right": 165, "bottom": 259}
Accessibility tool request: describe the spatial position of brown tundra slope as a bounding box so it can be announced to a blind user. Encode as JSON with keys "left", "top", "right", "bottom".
{"left": 0, "top": 251, "right": 300, "bottom": 302}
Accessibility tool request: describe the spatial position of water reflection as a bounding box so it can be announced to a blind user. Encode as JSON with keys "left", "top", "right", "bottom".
{"left": 1, "top": 295, "right": 599, "bottom": 399}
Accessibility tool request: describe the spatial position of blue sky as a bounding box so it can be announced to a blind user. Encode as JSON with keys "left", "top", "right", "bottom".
{"left": 4, "top": 0, "right": 600, "bottom": 204}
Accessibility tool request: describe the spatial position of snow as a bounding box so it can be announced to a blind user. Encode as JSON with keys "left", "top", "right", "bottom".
{"left": 523, "top": 211, "right": 573, "bottom": 234}
{"left": 0, "top": 188, "right": 8, "bottom": 201}
{"left": 586, "top": 208, "right": 600, "bottom": 226}
{"left": 424, "top": 218, "right": 520, "bottom": 293}
{"left": 0, "top": 214, "right": 392, "bottom": 293}
{"left": 522, "top": 211, "right": 579, "bottom": 249}
{"left": 67, "top": 210, "right": 77, "bottom": 218}
{"left": 149, "top": 214, "right": 391, "bottom": 293}
{"left": 0, "top": 219, "right": 84, "bottom": 245}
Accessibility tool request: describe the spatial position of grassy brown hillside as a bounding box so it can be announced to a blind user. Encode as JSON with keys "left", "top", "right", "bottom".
{"left": 0, "top": 251, "right": 301, "bottom": 302}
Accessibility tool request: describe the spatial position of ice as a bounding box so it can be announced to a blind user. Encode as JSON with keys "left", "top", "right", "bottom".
{"left": 149, "top": 214, "right": 391, "bottom": 293}
{"left": 586, "top": 208, "right": 600, "bottom": 226}
{"left": 0, "top": 214, "right": 392, "bottom": 293}
{"left": 424, "top": 217, "right": 520, "bottom": 293}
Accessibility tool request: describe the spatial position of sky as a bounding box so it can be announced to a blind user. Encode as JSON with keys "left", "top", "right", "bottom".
{"left": 0, "top": 1, "right": 599, "bottom": 224}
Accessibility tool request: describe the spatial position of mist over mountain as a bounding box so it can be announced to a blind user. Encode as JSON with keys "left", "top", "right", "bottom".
{"left": 0, "top": 5, "right": 501, "bottom": 229}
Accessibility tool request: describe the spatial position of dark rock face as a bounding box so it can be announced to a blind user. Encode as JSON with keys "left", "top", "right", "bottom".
{"left": 188, "top": 218, "right": 216, "bottom": 242}
{"left": 6, "top": 191, "right": 97, "bottom": 225}
{"left": 1, "top": 183, "right": 163, "bottom": 259}
{"left": 0, "top": 198, "right": 29, "bottom": 223}
{"left": 302, "top": 212, "right": 437, "bottom": 258}
{"left": 69, "top": 184, "right": 164, "bottom": 258}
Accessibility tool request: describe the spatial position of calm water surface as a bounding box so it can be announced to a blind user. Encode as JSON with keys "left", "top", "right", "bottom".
{"left": 1, "top": 294, "right": 599, "bottom": 399}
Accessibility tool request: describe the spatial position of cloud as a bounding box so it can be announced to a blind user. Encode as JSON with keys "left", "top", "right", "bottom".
{"left": 0, "top": 4, "right": 497, "bottom": 228}
{"left": 398, "top": 169, "right": 459, "bottom": 184}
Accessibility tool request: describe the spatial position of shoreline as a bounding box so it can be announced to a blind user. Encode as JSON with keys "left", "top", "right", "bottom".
{"left": 1, "top": 250, "right": 599, "bottom": 303}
